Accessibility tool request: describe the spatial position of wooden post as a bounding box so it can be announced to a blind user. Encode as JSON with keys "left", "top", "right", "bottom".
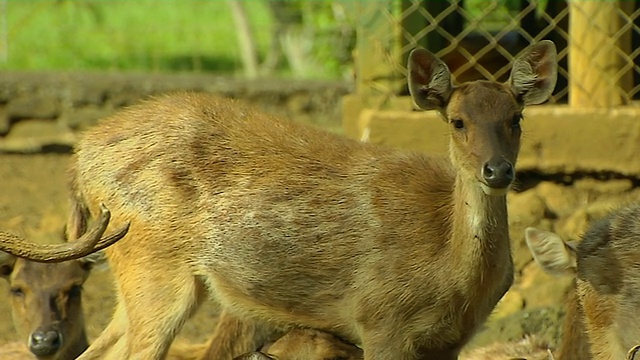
{"left": 618, "top": 1, "right": 635, "bottom": 104}
{"left": 568, "top": 0, "right": 629, "bottom": 107}
{"left": 347, "top": 0, "right": 403, "bottom": 98}
{"left": 227, "top": 0, "right": 258, "bottom": 78}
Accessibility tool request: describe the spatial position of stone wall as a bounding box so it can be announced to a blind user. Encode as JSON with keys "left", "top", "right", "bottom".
{"left": 0, "top": 71, "right": 351, "bottom": 153}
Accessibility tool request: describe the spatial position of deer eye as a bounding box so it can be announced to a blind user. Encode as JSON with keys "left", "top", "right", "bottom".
{"left": 10, "top": 287, "right": 24, "bottom": 297}
{"left": 67, "top": 285, "right": 83, "bottom": 297}
{"left": 451, "top": 119, "right": 464, "bottom": 130}
{"left": 512, "top": 114, "right": 522, "bottom": 127}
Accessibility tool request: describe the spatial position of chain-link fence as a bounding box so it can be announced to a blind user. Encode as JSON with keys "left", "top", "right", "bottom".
{"left": 352, "top": 0, "right": 640, "bottom": 107}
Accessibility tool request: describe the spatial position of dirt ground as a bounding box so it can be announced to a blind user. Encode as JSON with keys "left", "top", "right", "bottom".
{"left": 2, "top": 93, "right": 640, "bottom": 355}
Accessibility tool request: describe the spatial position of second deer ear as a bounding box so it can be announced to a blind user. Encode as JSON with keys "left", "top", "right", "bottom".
{"left": 509, "top": 40, "right": 558, "bottom": 105}
{"left": 525, "top": 227, "right": 577, "bottom": 277}
{"left": 78, "top": 250, "right": 108, "bottom": 272}
{"left": 0, "top": 251, "right": 16, "bottom": 279}
{"left": 408, "top": 48, "right": 453, "bottom": 111}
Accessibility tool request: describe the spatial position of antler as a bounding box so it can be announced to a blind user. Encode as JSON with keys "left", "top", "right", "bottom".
{"left": 0, "top": 203, "right": 129, "bottom": 263}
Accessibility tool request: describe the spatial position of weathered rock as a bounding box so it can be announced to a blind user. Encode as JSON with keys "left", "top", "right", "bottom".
{"left": 490, "top": 290, "right": 525, "bottom": 321}
{"left": 508, "top": 190, "right": 547, "bottom": 223}
{"left": 469, "top": 306, "right": 564, "bottom": 352}
{"left": 6, "top": 95, "right": 61, "bottom": 120}
{"left": 62, "top": 81, "right": 107, "bottom": 107}
{"left": 574, "top": 178, "right": 634, "bottom": 194}
{"left": 64, "top": 106, "right": 114, "bottom": 131}
{"left": 0, "top": 108, "right": 9, "bottom": 135}
{"left": 509, "top": 190, "right": 551, "bottom": 270}
{"left": 517, "top": 261, "right": 574, "bottom": 309}
{"left": 555, "top": 208, "right": 589, "bottom": 241}
{"left": 535, "top": 182, "right": 586, "bottom": 219}
{"left": 0, "top": 120, "right": 75, "bottom": 153}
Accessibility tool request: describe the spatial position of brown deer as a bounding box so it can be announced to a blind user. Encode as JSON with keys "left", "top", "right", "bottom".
{"left": 0, "top": 41, "right": 557, "bottom": 360}
{"left": 0, "top": 228, "right": 209, "bottom": 360}
{"left": 526, "top": 203, "right": 640, "bottom": 360}
{"left": 0, "top": 205, "right": 127, "bottom": 358}
{"left": 0, "top": 247, "right": 103, "bottom": 359}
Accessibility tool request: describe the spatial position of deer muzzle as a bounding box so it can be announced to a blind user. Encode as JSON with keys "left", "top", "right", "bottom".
{"left": 480, "top": 157, "right": 514, "bottom": 195}
{"left": 28, "top": 326, "right": 63, "bottom": 357}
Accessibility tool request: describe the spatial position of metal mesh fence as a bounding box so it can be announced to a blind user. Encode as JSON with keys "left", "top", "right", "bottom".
{"left": 353, "top": 0, "right": 640, "bottom": 106}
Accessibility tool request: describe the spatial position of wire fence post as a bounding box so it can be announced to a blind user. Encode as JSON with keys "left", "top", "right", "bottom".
{"left": 348, "top": 0, "right": 640, "bottom": 108}
{"left": 348, "top": 0, "right": 402, "bottom": 99}
{"left": 568, "top": 0, "right": 629, "bottom": 107}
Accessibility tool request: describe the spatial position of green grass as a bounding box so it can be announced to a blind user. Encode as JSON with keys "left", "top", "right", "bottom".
{"left": 1, "top": 0, "right": 273, "bottom": 73}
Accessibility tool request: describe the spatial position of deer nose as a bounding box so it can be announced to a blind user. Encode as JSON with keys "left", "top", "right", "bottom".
{"left": 482, "top": 158, "right": 514, "bottom": 189}
{"left": 29, "top": 329, "right": 62, "bottom": 356}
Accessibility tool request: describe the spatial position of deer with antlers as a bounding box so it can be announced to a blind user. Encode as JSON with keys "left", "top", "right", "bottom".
{"left": 0, "top": 224, "right": 212, "bottom": 360}
{"left": 0, "top": 40, "right": 557, "bottom": 360}
{"left": 0, "top": 209, "right": 126, "bottom": 359}
{"left": 0, "top": 246, "right": 103, "bottom": 359}
{"left": 0, "top": 249, "right": 214, "bottom": 360}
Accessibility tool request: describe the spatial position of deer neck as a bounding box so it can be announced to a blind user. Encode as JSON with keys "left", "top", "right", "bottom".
{"left": 558, "top": 286, "right": 592, "bottom": 359}
{"left": 450, "top": 171, "right": 511, "bottom": 285}
{"left": 53, "top": 314, "right": 89, "bottom": 360}
{"left": 453, "top": 172, "right": 508, "bottom": 239}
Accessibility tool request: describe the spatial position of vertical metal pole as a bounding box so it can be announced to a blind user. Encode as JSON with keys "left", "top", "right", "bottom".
{"left": 0, "top": 0, "right": 7, "bottom": 63}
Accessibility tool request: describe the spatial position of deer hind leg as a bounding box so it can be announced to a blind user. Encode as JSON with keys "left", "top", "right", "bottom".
{"left": 96, "top": 234, "right": 207, "bottom": 360}
{"left": 124, "top": 265, "right": 206, "bottom": 359}
{"left": 76, "top": 301, "right": 128, "bottom": 360}
{"left": 200, "top": 310, "right": 279, "bottom": 360}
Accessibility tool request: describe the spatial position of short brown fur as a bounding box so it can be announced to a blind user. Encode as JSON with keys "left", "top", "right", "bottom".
{"left": 0, "top": 250, "right": 98, "bottom": 360}
{"left": 234, "top": 328, "right": 363, "bottom": 360}
{"left": 0, "top": 244, "right": 213, "bottom": 360}
{"left": 0, "top": 42, "right": 557, "bottom": 360}
{"left": 526, "top": 203, "right": 640, "bottom": 360}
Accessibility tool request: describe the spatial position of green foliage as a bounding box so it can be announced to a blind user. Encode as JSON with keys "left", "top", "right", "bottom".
{"left": 298, "top": 1, "right": 355, "bottom": 79}
{"left": 0, "top": 0, "right": 355, "bottom": 79}
{"left": 1, "top": 0, "right": 272, "bottom": 73}
{"left": 464, "top": 0, "right": 549, "bottom": 31}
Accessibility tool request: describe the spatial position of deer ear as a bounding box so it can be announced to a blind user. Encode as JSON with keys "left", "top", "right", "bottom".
{"left": 525, "top": 227, "right": 577, "bottom": 277}
{"left": 408, "top": 48, "right": 453, "bottom": 111}
{"left": 78, "top": 250, "right": 108, "bottom": 272}
{"left": 509, "top": 40, "right": 558, "bottom": 105}
{"left": 0, "top": 251, "right": 16, "bottom": 279}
